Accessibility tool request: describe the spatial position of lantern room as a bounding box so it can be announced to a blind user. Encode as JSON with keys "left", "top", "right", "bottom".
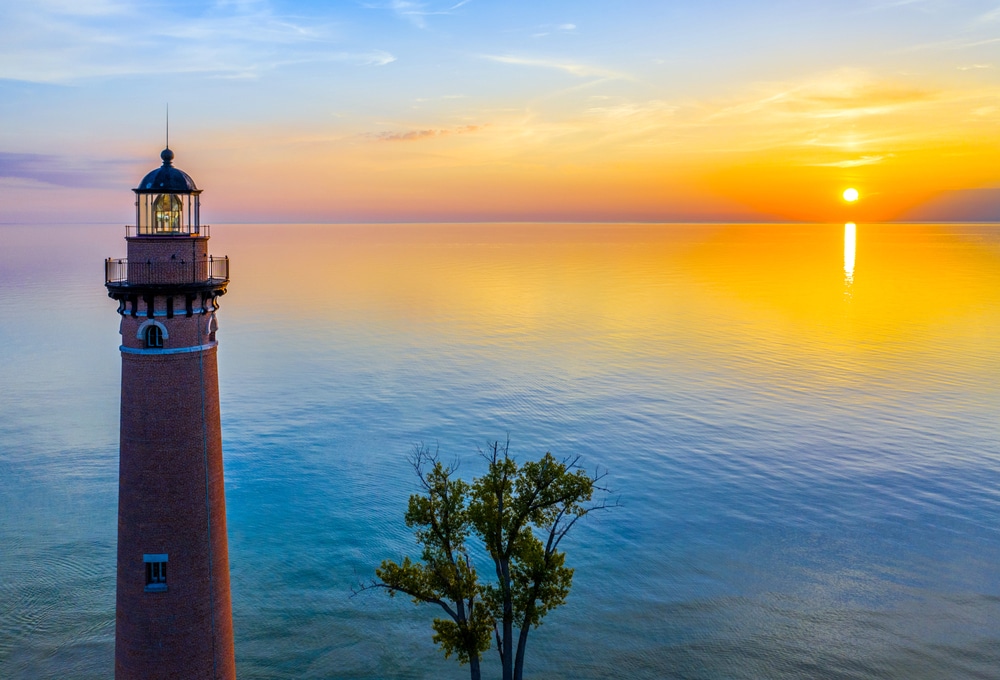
{"left": 134, "top": 148, "right": 202, "bottom": 235}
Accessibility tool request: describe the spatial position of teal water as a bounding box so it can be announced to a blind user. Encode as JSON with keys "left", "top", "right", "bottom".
{"left": 1, "top": 222, "right": 999, "bottom": 679}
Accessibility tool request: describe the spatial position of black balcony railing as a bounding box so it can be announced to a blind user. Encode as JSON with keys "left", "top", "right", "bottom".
{"left": 105, "top": 256, "right": 229, "bottom": 285}
{"left": 124, "top": 224, "right": 212, "bottom": 238}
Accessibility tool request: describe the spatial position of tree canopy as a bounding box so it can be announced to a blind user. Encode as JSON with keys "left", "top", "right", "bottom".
{"left": 358, "top": 439, "right": 615, "bottom": 680}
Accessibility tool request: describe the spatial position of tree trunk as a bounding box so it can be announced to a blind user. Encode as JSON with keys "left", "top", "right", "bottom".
{"left": 513, "top": 581, "right": 540, "bottom": 680}
{"left": 502, "top": 594, "right": 514, "bottom": 680}
{"left": 500, "top": 559, "right": 514, "bottom": 680}
{"left": 469, "top": 653, "right": 481, "bottom": 680}
{"left": 513, "top": 624, "right": 530, "bottom": 680}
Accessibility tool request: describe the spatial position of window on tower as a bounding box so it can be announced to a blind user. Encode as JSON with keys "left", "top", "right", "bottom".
{"left": 144, "top": 554, "right": 168, "bottom": 592}
{"left": 144, "top": 324, "right": 164, "bottom": 349}
{"left": 153, "top": 193, "right": 183, "bottom": 233}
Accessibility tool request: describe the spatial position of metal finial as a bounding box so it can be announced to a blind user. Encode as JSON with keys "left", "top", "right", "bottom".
{"left": 166, "top": 104, "right": 170, "bottom": 150}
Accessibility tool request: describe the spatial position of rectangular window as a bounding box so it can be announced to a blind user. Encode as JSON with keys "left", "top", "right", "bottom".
{"left": 144, "top": 553, "right": 168, "bottom": 592}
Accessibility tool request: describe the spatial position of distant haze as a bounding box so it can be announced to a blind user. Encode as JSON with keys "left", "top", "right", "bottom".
{"left": 902, "top": 188, "right": 1000, "bottom": 223}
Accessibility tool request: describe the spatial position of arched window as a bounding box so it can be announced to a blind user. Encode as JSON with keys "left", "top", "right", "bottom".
{"left": 153, "top": 194, "right": 183, "bottom": 233}
{"left": 144, "top": 324, "right": 164, "bottom": 349}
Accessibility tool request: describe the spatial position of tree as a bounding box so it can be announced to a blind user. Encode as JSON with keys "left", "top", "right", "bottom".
{"left": 366, "top": 446, "right": 493, "bottom": 679}
{"left": 357, "top": 438, "right": 614, "bottom": 680}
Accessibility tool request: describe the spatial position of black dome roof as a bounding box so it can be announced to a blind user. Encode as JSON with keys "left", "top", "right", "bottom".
{"left": 135, "top": 148, "right": 199, "bottom": 193}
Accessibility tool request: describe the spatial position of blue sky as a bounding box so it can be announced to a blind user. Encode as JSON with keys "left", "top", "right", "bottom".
{"left": 2, "top": 1, "right": 999, "bottom": 222}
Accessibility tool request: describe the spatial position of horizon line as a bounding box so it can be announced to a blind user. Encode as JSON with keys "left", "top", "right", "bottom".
{"left": 3, "top": 219, "right": 999, "bottom": 227}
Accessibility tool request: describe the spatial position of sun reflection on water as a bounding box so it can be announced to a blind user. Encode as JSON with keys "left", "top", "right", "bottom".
{"left": 208, "top": 222, "right": 1000, "bottom": 394}
{"left": 844, "top": 222, "right": 856, "bottom": 291}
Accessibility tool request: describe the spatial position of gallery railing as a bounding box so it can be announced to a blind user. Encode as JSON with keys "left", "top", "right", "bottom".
{"left": 123, "top": 224, "right": 212, "bottom": 238}
{"left": 105, "top": 256, "right": 229, "bottom": 285}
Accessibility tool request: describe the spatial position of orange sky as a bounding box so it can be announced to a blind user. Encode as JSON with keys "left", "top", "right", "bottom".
{"left": 171, "top": 66, "right": 1000, "bottom": 223}
{"left": 2, "top": 3, "right": 999, "bottom": 223}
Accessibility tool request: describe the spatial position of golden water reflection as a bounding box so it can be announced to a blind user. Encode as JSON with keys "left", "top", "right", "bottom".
{"left": 844, "top": 222, "right": 856, "bottom": 286}
{"left": 215, "top": 223, "right": 1000, "bottom": 386}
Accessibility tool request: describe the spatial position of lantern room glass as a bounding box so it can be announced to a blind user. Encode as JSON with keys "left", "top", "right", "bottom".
{"left": 135, "top": 192, "right": 201, "bottom": 235}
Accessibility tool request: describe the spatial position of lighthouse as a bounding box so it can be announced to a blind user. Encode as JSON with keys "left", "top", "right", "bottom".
{"left": 105, "top": 146, "right": 236, "bottom": 679}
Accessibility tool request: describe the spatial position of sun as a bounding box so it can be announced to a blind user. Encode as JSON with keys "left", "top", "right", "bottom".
{"left": 843, "top": 187, "right": 860, "bottom": 202}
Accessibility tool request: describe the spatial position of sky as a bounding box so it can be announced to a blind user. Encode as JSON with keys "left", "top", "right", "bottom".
{"left": 1, "top": 0, "right": 999, "bottom": 224}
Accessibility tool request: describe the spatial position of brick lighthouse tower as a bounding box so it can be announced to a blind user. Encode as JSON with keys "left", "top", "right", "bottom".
{"left": 105, "top": 145, "right": 236, "bottom": 679}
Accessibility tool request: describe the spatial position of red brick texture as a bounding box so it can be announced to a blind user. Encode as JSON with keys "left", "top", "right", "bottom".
{"left": 119, "top": 301, "right": 218, "bottom": 349}
{"left": 115, "top": 338, "right": 236, "bottom": 676}
{"left": 125, "top": 235, "right": 211, "bottom": 284}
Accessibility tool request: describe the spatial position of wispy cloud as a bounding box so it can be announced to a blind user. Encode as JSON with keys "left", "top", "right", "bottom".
{"left": 856, "top": 0, "right": 966, "bottom": 20}
{"left": 0, "top": 151, "right": 128, "bottom": 188}
{"left": 0, "top": 1, "right": 392, "bottom": 83}
{"left": 386, "top": 1, "right": 430, "bottom": 28}
{"left": 976, "top": 6, "right": 1000, "bottom": 23}
{"left": 586, "top": 100, "right": 678, "bottom": 121}
{"left": 366, "top": 0, "right": 471, "bottom": 29}
{"left": 812, "top": 155, "right": 890, "bottom": 168}
{"left": 322, "top": 50, "right": 396, "bottom": 67}
{"left": 675, "top": 66, "right": 1000, "bottom": 163}
{"left": 893, "top": 33, "right": 1000, "bottom": 54}
{"left": 376, "top": 129, "right": 441, "bottom": 141}
{"left": 481, "top": 55, "right": 627, "bottom": 80}
{"left": 706, "top": 69, "right": 937, "bottom": 123}
{"left": 368, "top": 124, "right": 482, "bottom": 142}
{"left": 27, "top": 0, "right": 132, "bottom": 18}
{"left": 203, "top": 49, "right": 396, "bottom": 79}
{"left": 531, "top": 22, "right": 577, "bottom": 38}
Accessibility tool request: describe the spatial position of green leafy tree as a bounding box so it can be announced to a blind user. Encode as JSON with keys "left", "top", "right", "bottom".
{"left": 364, "top": 446, "right": 493, "bottom": 679}
{"left": 471, "top": 439, "right": 606, "bottom": 680}
{"left": 358, "top": 439, "right": 614, "bottom": 680}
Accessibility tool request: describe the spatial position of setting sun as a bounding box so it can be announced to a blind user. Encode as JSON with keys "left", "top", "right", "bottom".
{"left": 843, "top": 188, "right": 860, "bottom": 203}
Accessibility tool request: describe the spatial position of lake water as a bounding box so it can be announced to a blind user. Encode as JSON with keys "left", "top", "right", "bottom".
{"left": 1, "top": 222, "right": 999, "bottom": 679}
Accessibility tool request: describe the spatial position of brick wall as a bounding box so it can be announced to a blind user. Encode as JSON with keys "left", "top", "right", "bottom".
{"left": 126, "top": 235, "right": 211, "bottom": 284}
{"left": 115, "top": 346, "right": 236, "bottom": 679}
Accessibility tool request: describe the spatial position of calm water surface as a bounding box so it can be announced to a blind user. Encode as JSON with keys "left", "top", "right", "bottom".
{"left": 1, "top": 222, "right": 999, "bottom": 679}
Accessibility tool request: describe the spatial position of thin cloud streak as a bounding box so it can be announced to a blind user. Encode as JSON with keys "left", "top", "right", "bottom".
{"left": 367, "top": 124, "right": 483, "bottom": 142}
{"left": 0, "top": 152, "right": 129, "bottom": 188}
{"left": 481, "top": 54, "right": 628, "bottom": 80}
{"left": 812, "top": 155, "right": 890, "bottom": 168}
{"left": 367, "top": 0, "right": 472, "bottom": 29}
{"left": 0, "top": 1, "right": 391, "bottom": 83}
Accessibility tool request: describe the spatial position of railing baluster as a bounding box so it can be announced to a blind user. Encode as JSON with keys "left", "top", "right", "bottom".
{"left": 104, "top": 256, "right": 229, "bottom": 285}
